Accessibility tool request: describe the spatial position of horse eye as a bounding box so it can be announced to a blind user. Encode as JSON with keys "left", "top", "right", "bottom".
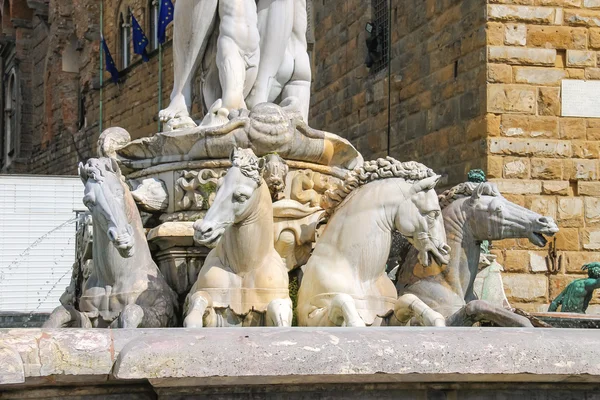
{"left": 233, "top": 192, "right": 248, "bottom": 203}
{"left": 426, "top": 211, "right": 439, "bottom": 219}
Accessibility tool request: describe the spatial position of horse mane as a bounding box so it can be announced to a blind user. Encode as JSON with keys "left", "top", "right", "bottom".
{"left": 231, "top": 148, "right": 262, "bottom": 186}
{"left": 321, "top": 157, "right": 435, "bottom": 212}
{"left": 438, "top": 181, "right": 500, "bottom": 209}
{"left": 81, "top": 158, "right": 117, "bottom": 183}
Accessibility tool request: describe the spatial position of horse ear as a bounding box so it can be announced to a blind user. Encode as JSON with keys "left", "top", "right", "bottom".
{"left": 109, "top": 158, "right": 120, "bottom": 175}
{"left": 412, "top": 175, "right": 441, "bottom": 193}
{"left": 78, "top": 162, "right": 87, "bottom": 184}
{"left": 470, "top": 182, "right": 486, "bottom": 202}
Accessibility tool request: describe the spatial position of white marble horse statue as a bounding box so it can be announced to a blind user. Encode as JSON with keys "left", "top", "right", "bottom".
{"left": 395, "top": 181, "right": 559, "bottom": 327}
{"left": 44, "top": 158, "right": 178, "bottom": 328}
{"left": 297, "top": 157, "right": 451, "bottom": 327}
{"left": 184, "top": 148, "right": 293, "bottom": 327}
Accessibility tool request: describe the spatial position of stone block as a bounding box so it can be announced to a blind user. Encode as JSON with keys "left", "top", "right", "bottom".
{"left": 488, "top": 46, "right": 556, "bottom": 66}
{"left": 488, "top": 64, "right": 513, "bottom": 83}
{"left": 563, "top": 251, "right": 600, "bottom": 273}
{"left": 488, "top": 22, "right": 506, "bottom": 46}
{"left": 504, "top": 250, "right": 530, "bottom": 273}
{"left": 565, "top": 9, "right": 600, "bottom": 27}
{"left": 571, "top": 159, "right": 598, "bottom": 180}
{"left": 500, "top": 115, "right": 558, "bottom": 138}
{"left": 557, "top": 197, "right": 584, "bottom": 227}
{"left": 526, "top": 195, "right": 558, "bottom": 219}
{"left": 572, "top": 141, "right": 600, "bottom": 158}
{"left": 491, "top": 178, "right": 542, "bottom": 194}
{"left": 555, "top": 227, "right": 581, "bottom": 251}
{"left": 514, "top": 67, "right": 566, "bottom": 85}
{"left": 581, "top": 228, "right": 600, "bottom": 250}
{"left": 584, "top": 196, "right": 600, "bottom": 225}
{"left": 488, "top": 5, "right": 555, "bottom": 24}
{"left": 537, "top": 87, "right": 561, "bottom": 116}
{"left": 0, "top": 346, "right": 24, "bottom": 384}
{"left": 489, "top": 138, "right": 571, "bottom": 158}
{"left": 488, "top": 155, "right": 504, "bottom": 179}
{"left": 527, "top": 26, "right": 588, "bottom": 50}
{"left": 542, "top": 180, "right": 570, "bottom": 195}
{"left": 505, "top": 24, "right": 527, "bottom": 46}
{"left": 580, "top": 181, "right": 600, "bottom": 196}
{"left": 504, "top": 158, "right": 530, "bottom": 178}
{"left": 559, "top": 118, "right": 586, "bottom": 140}
{"left": 585, "top": 0, "right": 600, "bottom": 7}
{"left": 567, "top": 50, "right": 597, "bottom": 67}
{"left": 529, "top": 251, "right": 549, "bottom": 273}
{"left": 531, "top": 158, "right": 563, "bottom": 180}
{"left": 590, "top": 28, "right": 600, "bottom": 49}
{"left": 585, "top": 67, "right": 600, "bottom": 79}
{"left": 488, "top": 85, "right": 536, "bottom": 113}
{"left": 502, "top": 273, "right": 548, "bottom": 302}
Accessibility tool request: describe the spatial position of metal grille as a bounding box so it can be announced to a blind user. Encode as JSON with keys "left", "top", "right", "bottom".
{"left": 372, "top": 0, "right": 389, "bottom": 74}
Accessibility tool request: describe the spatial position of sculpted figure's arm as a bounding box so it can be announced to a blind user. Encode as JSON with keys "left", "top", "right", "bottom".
{"left": 548, "top": 291, "right": 563, "bottom": 312}
{"left": 159, "top": 0, "right": 219, "bottom": 126}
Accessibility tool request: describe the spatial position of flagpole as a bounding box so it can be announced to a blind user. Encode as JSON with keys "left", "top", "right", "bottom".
{"left": 99, "top": 0, "right": 104, "bottom": 134}
{"left": 158, "top": 42, "right": 163, "bottom": 133}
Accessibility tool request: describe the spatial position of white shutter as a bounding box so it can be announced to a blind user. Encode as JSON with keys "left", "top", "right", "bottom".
{"left": 0, "top": 175, "right": 85, "bottom": 312}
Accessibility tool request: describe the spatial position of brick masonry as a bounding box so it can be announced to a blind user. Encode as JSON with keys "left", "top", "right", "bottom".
{"left": 5, "top": 0, "right": 599, "bottom": 312}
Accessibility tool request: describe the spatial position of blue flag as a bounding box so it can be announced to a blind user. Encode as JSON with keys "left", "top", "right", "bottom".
{"left": 158, "top": 0, "right": 174, "bottom": 44}
{"left": 131, "top": 14, "right": 150, "bottom": 62}
{"left": 102, "top": 37, "right": 120, "bottom": 83}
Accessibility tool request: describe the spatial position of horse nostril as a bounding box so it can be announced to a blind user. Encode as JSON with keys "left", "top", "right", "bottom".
{"left": 107, "top": 227, "right": 118, "bottom": 242}
{"left": 201, "top": 225, "right": 213, "bottom": 236}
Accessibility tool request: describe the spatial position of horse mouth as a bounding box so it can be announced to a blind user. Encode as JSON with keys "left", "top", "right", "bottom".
{"left": 115, "top": 238, "right": 135, "bottom": 258}
{"left": 530, "top": 231, "right": 553, "bottom": 247}
{"left": 195, "top": 229, "right": 225, "bottom": 248}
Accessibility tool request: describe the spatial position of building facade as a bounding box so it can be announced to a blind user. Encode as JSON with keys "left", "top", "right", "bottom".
{"left": 2, "top": 0, "right": 599, "bottom": 312}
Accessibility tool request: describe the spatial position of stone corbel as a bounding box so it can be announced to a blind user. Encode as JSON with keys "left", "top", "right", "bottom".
{"left": 26, "top": 0, "right": 49, "bottom": 19}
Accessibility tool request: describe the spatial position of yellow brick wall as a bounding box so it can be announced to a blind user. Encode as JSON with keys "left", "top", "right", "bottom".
{"left": 484, "top": 0, "right": 600, "bottom": 312}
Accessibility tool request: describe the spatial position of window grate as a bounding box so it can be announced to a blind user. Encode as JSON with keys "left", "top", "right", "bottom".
{"left": 371, "top": 0, "right": 389, "bottom": 74}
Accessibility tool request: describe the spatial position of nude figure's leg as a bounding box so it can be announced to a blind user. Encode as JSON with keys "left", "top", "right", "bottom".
{"left": 280, "top": 0, "right": 311, "bottom": 122}
{"left": 393, "top": 294, "right": 446, "bottom": 327}
{"left": 246, "top": 0, "right": 294, "bottom": 110}
{"left": 159, "top": 0, "right": 218, "bottom": 125}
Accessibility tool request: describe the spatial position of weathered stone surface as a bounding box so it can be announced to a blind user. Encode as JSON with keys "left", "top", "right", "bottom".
{"left": 566, "top": 50, "right": 597, "bottom": 67}
{"left": 489, "top": 138, "right": 571, "bottom": 158}
{"left": 529, "top": 251, "right": 548, "bottom": 273}
{"left": 502, "top": 273, "right": 548, "bottom": 302}
{"left": 555, "top": 227, "right": 581, "bottom": 250}
{"left": 537, "top": 87, "right": 561, "bottom": 116}
{"left": 488, "top": 46, "right": 556, "bottom": 66}
{"left": 565, "top": 9, "right": 600, "bottom": 27}
{"left": 580, "top": 181, "right": 600, "bottom": 196}
{"left": 527, "top": 26, "right": 587, "bottom": 49}
{"left": 0, "top": 346, "right": 25, "bottom": 384}
{"left": 504, "top": 158, "right": 529, "bottom": 178}
{"left": 542, "top": 180, "right": 569, "bottom": 195}
{"left": 581, "top": 228, "right": 600, "bottom": 250}
{"left": 505, "top": 24, "right": 527, "bottom": 45}
{"left": 514, "top": 67, "right": 565, "bottom": 85}
{"left": 488, "top": 64, "right": 513, "bottom": 83}
{"left": 488, "top": 85, "right": 536, "bottom": 113}
{"left": 488, "top": 5, "right": 555, "bottom": 24}
{"left": 558, "top": 197, "right": 584, "bottom": 227}
{"left": 531, "top": 158, "right": 562, "bottom": 180}
{"left": 500, "top": 115, "right": 558, "bottom": 138}
{"left": 584, "top": 196, "right": 600, "bottom": 225}
{"left": 490, "top": 178, "right": 542, "bottom": 194}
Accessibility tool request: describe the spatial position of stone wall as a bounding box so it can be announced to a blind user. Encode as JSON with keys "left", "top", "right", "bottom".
{"left": 484, "top": 0, "right": 600, "bottom": 312}
{"left": 310, "top": 0, "right": 488, "bottom": 184}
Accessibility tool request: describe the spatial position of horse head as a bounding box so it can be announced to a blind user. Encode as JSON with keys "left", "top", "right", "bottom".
{"left": 193, "top": 148, "right": 265, "bottom": 247}
{"left": 395, "top": 175, "right": 450, "bottom": 267}
{"left": 79, "top": 158, "right": 135, "bottom": 258}
{"left": 465, "top": 182, "right": 558, "bottom": 246}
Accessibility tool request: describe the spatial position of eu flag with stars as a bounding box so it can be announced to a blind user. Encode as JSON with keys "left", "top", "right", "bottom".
{"left": 131, "top": 14, "right": 150, "bottom": 62}
{"left": 102, "top": 37, "right": 120, "bottom": 83}
{"left": 158, "top": 0, "right": 174, "bottom": 44}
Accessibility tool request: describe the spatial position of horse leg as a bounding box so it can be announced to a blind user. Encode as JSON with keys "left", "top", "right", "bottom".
{"left": 328, "top": 294, "right": 366, "bottom": 327}
{"left": 43, "top": 305, "right": 92, "bottom": 328}
{"left": 119, "top": 304, "right": 144, "bottom": 328}
{"left": 184, "top": 291, "right": 217, "bottom": 328}
{"left": 446, "top": 300, "right": 533, "bottom": 327}
{"left": 275, "top": 230, "right": 297, "bottom": 271}
{"left": 266, "top": 298, "right": 293, "bottom": 327}
{"left": 394, "top": 294, "right": 446, "bottom": 327}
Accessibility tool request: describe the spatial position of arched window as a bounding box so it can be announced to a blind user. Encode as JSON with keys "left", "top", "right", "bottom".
{"left": 3, "top": 69, "right": 18, "bottom": 167}
{"left": 148, "top": 0, "right": 159, "bottom": 51}
{"left": 119, "top": 11, "right": 131, "bottom": 69}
